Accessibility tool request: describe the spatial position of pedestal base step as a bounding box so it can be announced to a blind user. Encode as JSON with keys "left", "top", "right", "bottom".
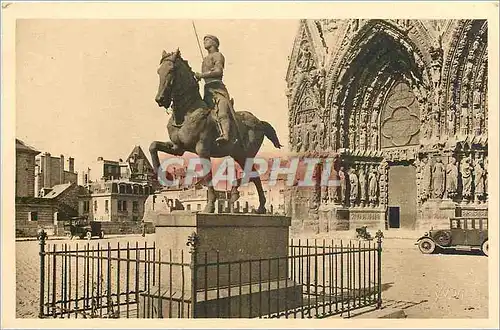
{"left": 139, "top": 279, "right": 303, "bottom": 318}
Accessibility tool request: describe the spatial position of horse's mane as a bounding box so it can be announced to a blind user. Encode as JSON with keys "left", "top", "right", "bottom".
{"left": 160, "top": 50, "right": 196, "bottom": 77}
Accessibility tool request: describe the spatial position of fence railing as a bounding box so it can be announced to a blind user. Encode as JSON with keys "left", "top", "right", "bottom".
{"left": 37, "top": 231, "right": 383, "bottom": 319}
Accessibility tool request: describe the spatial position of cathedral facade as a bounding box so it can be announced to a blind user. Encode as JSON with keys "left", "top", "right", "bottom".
{"left": 286, "top": 19, "right": 488, "bottom": 231}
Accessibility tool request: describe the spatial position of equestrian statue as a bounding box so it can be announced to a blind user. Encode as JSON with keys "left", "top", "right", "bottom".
{"left": 150, "top": 34, "right": 283, "bottom": 214}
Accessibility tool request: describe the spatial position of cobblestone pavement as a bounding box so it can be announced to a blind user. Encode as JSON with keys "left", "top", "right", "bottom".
{"left": 16, "top": 234, "right": 487, "bottom": 319}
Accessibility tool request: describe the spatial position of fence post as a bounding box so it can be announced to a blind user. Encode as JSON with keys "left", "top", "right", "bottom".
{"left": 38, "top": 228, "right": 48, "bottom": 318}
{"left": 375, "top": 230, "right": 384, "bottom": 309}
{"left": 187, "top": 232, "right": 200, "bottom": 318}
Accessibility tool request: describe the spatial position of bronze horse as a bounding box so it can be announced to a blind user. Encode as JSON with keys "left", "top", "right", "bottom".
{"left": 150, "top": 49, "right": 283, "bottom": 213}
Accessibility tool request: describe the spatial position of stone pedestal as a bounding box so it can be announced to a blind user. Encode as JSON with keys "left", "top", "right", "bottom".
{"left": 418, "top": 199, "right": 459, "bottom": 230}
{"left": 318, "top": 204, "right": 349, "bottom": 232}
{"left": 139, "top": 212, "right": 302, "bottom": 318}
{"left": 457, "top": 203, "right": 488, "bottom": 218}
{"left": 349, "top": 207, "right": 387, "bottom": 230}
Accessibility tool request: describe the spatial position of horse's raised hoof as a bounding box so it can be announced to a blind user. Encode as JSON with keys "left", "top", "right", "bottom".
{"left": 203, "top": 202, "right": 216, "bottom": 213}
{"left": 229, "top": 191, "right": 240, "bottom": 204}
{"left": 255, "top": 206, "right": 267, "bottom": 214}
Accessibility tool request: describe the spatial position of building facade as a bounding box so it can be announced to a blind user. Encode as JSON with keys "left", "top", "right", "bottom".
{"left": 286, "top": 19, "right": 488, "bottom": 231}
{"left": 35, "top": 153, "right": 77, "bottom": 196}
{"left": 78, "top": 146, "right": 155, "bottom": 223}
{"left": 79, "top": 180, "right": 152, "bottom": 222}
{"left": 15, "top": 139, "right": 83, "bottom": 236}
{"left": 16, "top": 139, "right": 40, "bottom": 197}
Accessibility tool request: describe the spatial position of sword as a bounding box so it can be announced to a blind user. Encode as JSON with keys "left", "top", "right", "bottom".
{"left": 192, "top": 21, "right": 204, "bottom": 60}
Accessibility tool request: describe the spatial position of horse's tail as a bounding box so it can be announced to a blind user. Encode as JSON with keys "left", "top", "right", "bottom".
{"left": 260, "top": 121, "right": 283, "bottom": 149}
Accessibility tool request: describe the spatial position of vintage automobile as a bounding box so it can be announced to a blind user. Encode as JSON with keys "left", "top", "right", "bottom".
{"left": 416, "top": 217, "right": 488, "bottom": 256}
{"left": 63, "top": 216, "right": 104, "bottom": 240}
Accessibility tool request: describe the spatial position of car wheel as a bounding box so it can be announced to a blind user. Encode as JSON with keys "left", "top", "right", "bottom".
{"left": 418, "top": 238, "right": 436, "bottom": 254}
{"left": 86, "top": 231, "right": 92, "bottom": 241}
{"left": 481, "top": 240, "right": 488, "bottom": 257}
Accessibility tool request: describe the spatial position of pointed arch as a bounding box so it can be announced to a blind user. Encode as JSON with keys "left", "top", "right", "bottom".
{"left": 286, "top": 20, "right": 324, "bottom": 85}
{"left": 442, "top": 19, "right": 487, "bottom": 137}
{"left": 325, "top": 19, "right": 435, "bottom": 110}
{"left": 326, "top": 23, "right": 428, "bottom": 151}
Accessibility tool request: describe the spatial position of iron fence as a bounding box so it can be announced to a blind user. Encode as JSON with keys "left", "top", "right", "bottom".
{"left": 37, "top": 231, "right": 382, "bottom": 319}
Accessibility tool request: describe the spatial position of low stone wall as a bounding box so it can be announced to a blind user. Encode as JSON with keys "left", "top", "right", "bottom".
{"left": 91, "top": 221, "right": 155, "bottom": 236}
{"left": 17, "top": 221, "right": 156, "bottom": 238}
{"left": 16, "top": 221, "right": 55, "bottom": 238}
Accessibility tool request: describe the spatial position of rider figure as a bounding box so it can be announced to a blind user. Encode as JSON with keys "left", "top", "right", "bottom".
{"left": 194, "top": 35, "right": 237, "bottom": 145}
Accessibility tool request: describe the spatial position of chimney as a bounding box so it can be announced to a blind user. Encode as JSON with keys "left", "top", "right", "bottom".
{"left": 68, "top": 157, "right": 75, "bottom": 173}
{"left": 60, "top": 154, "right": 65, "bottom": 184}
{"left": 43, "top": 152, "right": 51, "bottom": 188}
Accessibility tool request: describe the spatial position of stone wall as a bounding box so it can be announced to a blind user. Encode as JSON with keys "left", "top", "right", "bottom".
{"left": 15, "top": 198, "right": 57, "bottom": 237}
{"left": 16, "top": 152, "right": 37, "bottom": 197}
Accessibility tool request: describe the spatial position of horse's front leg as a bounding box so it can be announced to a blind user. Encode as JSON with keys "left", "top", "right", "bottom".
{"left": 251, "top": 175, "right": 267, "bottom": 214}
{"left": 196, "top": 143, "right": 217, "bottom": 213}
{"left": 241, "top": 162, "right": 267, "bottom": 214}
{"left": 228, "top": 177, "right": 242, "bottom": 213}
{"left": 149, "top": 140, "right": 185, "bottom": 175}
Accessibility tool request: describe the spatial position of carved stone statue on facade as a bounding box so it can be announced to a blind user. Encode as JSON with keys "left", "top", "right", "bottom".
{"left": 319, "top": 19, "right": 338, "bottom": 33}
{"left": 432, "top": 157, "right": 446, "bottom": 199}
{"left": 429, "top": 37, "right": 443, "bottom": 91}
{"left": 358, "top": 164, "right": 367, "bottom": 207}
{"left": 460, "top": 105, "right": 469, "bottom": 136}
{"left": 445, "top": 156, "right": 459, "bottom": 199}
{"left": 330, "top": 123, "right": 337, "bottom": 150}
{"left": 339, "top": 166, "right": 347, "bottom": 205}
{"left": 378, "top": 159, "right": 389, "bottom": 206}
{"left": 349, "top": 168, "right": 359, "bottom": 206}
{"left": 310, "top": 123, "right": 319, "bottom": 151}
{"left": 368, "top": 166, "right": 378, "bottom": 207}
{"left": 448, "top": 103, "right": 456, "bottom": 136}
{"left": 421, "top": 157, "right": 432, "bottom": 202}
{"left": 297, "top": 40, "right": 315, "bottom": 73}
{"left": 421, "top": 113, "right": 431, "bottom": 140}
{"left": 311, "top": 68, "right": 326, "bottom": 108}
{"left": 473, "top": 104, "right": 484, "bottom": 137}
{"left": 349, "top": 119, "right": 356, "bottom": 149}
{"left": 295, "top": 126, "right": 303, "bottom": 153}
{"left": 474, "top": 158, "right": 485, "bottom": 203}
{"left": 303, "top": 128, "right": 310, "bottom": 152}
{"left": 460, "top": 156, "right": 473, "bottom": 202}
{"left": 328, "top": 168, "right": 339, "bottom": 204}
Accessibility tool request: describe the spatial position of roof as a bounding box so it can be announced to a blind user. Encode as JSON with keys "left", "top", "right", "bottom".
{"left": 16, "top": 139, "right": 40, "bottom": 154}
{"left": 126, "top": 145, "right": 153, "bottom": 170}
{"left": 42, "top": 182, "right": 73, "bottom": 199}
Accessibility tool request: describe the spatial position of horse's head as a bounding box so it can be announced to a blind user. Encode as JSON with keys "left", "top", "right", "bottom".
{"left": 155, "top": 49, "right": 198, "bottom": 108}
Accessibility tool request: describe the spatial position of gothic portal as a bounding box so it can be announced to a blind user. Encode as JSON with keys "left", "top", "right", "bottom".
{"left": 286, "top": 19, "right": 488, "bottom": 231}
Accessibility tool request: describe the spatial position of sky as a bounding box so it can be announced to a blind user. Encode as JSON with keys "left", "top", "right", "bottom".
{"left": 16, "top": 19, "right": 299, "bottom": 173}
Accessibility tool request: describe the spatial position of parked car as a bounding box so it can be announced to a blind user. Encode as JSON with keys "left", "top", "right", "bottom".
{"left": 63, "top": 216, "right": 104, "bottom": 240}
{"left": 416, "top": 217, "right": 488, "bottom": 256}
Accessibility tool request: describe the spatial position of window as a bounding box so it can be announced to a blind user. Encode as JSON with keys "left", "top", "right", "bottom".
{"left": 197, "top": 204, "right": 201, "bottom": 210}
{"left": 118, "top": 200, "right": 122, "bottom": 211}
{"left": 29, "top": 211, "right": 38, "bottom": 221}
{"left": 105, "top": 200, "right": 109, "bottom": 213}
{"left": 123, "top": 200, "right": 127, "bottom": 211}
{"left": 133, "top": 201, "right": 138, "bottom": 212}
{"left": 94, "top": 201, "right": 98, "bottom": 212}
{"left": 186, "top": 204, "right": 191, "bottom": 211}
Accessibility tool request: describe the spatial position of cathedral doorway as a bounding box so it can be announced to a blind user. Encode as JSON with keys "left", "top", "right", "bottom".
{"left": 387, "top": 163, "right": 417, "bottom": 229}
